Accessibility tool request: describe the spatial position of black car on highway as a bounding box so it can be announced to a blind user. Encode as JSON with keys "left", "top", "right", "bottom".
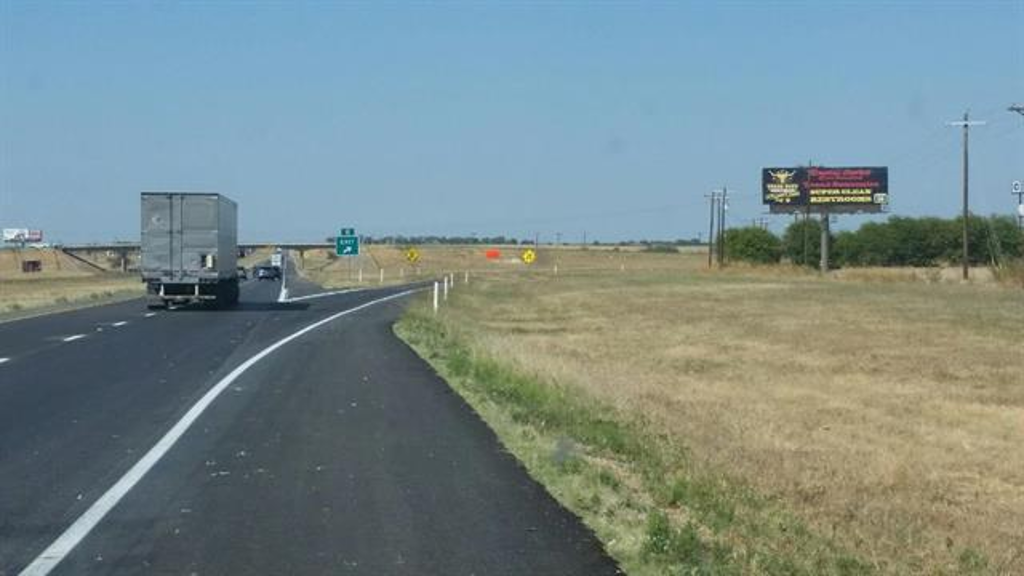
{"left": 255, "top": 265, "right": 281, "bottom": 281}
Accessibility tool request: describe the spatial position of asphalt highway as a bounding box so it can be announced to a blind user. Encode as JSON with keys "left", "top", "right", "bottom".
{"left": 0, "top": 261, "right": 619, "bottom": 575}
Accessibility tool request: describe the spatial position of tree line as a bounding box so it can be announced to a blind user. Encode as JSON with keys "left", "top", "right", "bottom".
{"left": 723, "top": 215, "right": 1024, "bottom": 267}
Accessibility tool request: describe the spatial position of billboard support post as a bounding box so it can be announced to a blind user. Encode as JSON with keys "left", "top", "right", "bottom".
{"left": 803, "top": 205, "right": 811, "bottom": 266}
{"left": 820, "top": 210, "right": 830, "bottom": 273}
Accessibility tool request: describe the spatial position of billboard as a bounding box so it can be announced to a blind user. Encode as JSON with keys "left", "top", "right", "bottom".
{"left": 2, "top": 229, "right": 44, "bottom": 243}
{"left": 763, "top": 167, "right": 888, "bottom": 213}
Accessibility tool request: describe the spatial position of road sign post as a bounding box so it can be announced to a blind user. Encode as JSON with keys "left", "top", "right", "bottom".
{"left": 1013, "top": 180, "right": 1023, "bottom": 231}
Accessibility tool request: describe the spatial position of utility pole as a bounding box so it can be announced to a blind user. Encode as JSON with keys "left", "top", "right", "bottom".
{"left": 705, "top": 191, "right": 718, "bottom": 268}
{"left": 716, "top": 186, "right": 728, "bottom": 266}
{"left": 947, "top": 111, "right": 987, "bottom": 280}
{"left": 1010, "top": 106, "right": 1023, "bottom": 231}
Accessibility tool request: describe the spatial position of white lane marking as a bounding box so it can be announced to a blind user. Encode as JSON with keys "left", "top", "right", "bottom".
{"left": 0, "top": 358, "right": 9, "bottom": 365}
{"left": 62, "top": 335, "right": 86, "bottom": 343}
{"left": 283, "top": 288, "right": 358, "bottom": 303}
{"left": 277, "top": 252, "right": 289, "bottom": 303}
{"left": 112, "top": 321, "right": 128, "bottom": 327}
{"left": 144, "top": 313, "right": 157, "bottom": 318}
{"left": 19, "top": 287, "right": 423, "bottom": 576}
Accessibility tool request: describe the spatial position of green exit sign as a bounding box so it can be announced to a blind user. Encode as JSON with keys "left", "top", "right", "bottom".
{"left": 340, "top": 228, "right": 356, "bottom": 237}
{"left": 336, "top": 235, "right": 359, "bottom": 256}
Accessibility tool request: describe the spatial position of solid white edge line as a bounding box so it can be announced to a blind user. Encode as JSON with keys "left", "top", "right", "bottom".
{"left": 61, "top": 335, "right": 86, "bottom": 343}
{"left": 283, "top": 288, "right": 359, "bottom": 303}
{"left": 19, "top": 287, "right": 423, "bottom": 576}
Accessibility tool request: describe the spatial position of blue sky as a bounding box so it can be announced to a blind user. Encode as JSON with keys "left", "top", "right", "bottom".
{"left": 1, "top": 1, "right": 1021, "bottom": 243}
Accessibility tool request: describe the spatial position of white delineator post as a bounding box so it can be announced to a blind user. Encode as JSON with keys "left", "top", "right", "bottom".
{"left": 380, "top": 268, "right": 384, "bottom": 284}
{"left": 443, "top": 275, "right": 449, "bottom": 301}
{"left": 433, "top": 281, "right": 439, "bottom": 313}
{"left": 358, "top": 268, "right": 363, "bottom": 283}
{"left": 464, "top": 270, "right": 469, "bottom": 284}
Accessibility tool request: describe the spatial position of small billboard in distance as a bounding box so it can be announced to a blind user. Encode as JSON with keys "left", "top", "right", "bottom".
{"left": 3, "top": 229, "right": 44, "bottom": 243}
{"left": 763, "top": 167, "right": 888, "bottom": 213}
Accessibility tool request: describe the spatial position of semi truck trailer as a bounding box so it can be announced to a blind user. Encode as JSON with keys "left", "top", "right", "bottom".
{"left": 140, "top": 192, "right": 239, "bottom": 309}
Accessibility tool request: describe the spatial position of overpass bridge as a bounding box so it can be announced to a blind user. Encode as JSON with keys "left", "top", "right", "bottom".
{"left": 55, "top": 242, "right": 334, "bottom": 272}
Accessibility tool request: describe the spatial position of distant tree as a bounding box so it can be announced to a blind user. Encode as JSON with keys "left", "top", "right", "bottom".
{"left": 986, "top": 215, "right": 1024, "bottom": 262}
{"left": 642, "top": 244, "right": 679, "bottom": 254}
{"left": 724, "top": 227, "right": 782, "bottom": 264}
{"left": 829, "top": 214, "right": 1022, "bottom": 268}
{"left": 781, "top": 218, "right": 824, "bottom": 266}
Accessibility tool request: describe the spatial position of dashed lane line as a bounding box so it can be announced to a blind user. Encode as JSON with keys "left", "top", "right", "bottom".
{"left": 62, "top": 335, "right": 86, "bottom": 343}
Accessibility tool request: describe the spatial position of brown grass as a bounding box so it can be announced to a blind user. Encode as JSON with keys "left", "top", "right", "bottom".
{"left": 0, "top": 247, "right": 107, "bottom": 279}
{"left": 419, "top": 252, "right": 1024, "bottom": 574}
{"left": 0, "top": 274, "right": 143, "bottom": 319}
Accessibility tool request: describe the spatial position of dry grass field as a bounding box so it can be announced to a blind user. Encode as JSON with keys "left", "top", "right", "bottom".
{"left": 0, "top": 275, "right": 143, "bottom": 319}
{"left": 0, "top": 248, "right": 144, "bottom": 319}
{"left": 395, "top": 248, "right": 1024, "bottom": 574}
{"left": 0, "top": 247, "right": 104, "bottom": 279}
